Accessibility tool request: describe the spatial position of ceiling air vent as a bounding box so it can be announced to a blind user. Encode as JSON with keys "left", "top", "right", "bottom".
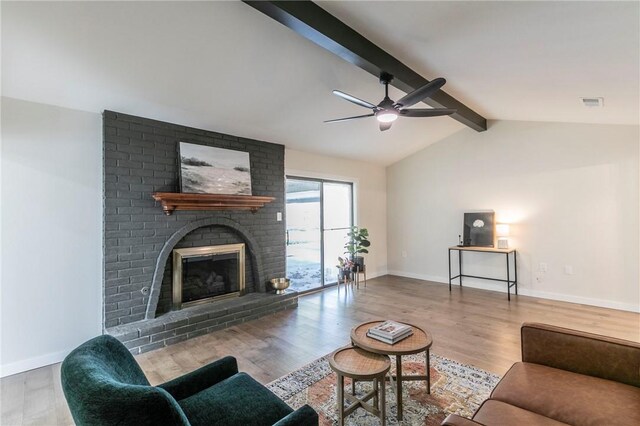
{"left": 580, "top": 97, "right": 604, "bottom": 107}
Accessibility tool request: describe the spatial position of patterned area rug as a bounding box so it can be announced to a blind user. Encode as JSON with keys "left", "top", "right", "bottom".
{"left": 267, "top": 352, "right": 500, "bottom": 425}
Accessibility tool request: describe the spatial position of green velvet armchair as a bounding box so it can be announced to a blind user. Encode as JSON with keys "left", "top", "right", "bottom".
{"left": 61, "top": 335, "right": 318, "bottom": 426}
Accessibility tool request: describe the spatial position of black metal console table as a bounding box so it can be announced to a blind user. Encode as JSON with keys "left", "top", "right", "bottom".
{"left": 448, "top": 246, "right": 518, "bottom": 300}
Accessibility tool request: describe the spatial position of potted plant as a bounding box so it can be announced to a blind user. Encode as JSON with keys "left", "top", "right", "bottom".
{"left": 344, "top": 227, "right": 371, "bottom": 271}
{"left": 336, "top": 256, "right": 353, "bottom": 281}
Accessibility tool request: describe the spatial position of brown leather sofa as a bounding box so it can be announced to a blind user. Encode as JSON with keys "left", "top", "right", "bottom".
{"left": 442, "top": 323, "right": 640, "bottom": 426}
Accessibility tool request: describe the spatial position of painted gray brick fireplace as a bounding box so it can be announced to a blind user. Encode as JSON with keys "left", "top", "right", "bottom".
{"left": 103, "top": 111, "right": 297, "bottom": 353}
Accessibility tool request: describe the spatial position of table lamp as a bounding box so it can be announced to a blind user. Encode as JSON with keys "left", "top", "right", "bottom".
{"left": 496, "top": 223, "right": 510, "bottom": 249}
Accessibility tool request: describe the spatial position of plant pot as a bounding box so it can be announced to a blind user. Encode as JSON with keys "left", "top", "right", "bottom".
{"left": 353, "top": 256, "right": 365, "bottom": 270}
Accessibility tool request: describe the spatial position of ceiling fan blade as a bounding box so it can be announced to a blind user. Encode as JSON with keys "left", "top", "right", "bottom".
{"left": 394, "top": 78, "right": 447, "bottom": 108}
{"left": 332, "top": 90, "right": 378, "bottom": 109}
{"left": 400, "top": 108, "right": 457, "bottom": 117}
{"left": 324, "top": 113, "right": 375, "bottom": 123}
{"left": 379, "top": 121, "right": 393, "bottom": 131}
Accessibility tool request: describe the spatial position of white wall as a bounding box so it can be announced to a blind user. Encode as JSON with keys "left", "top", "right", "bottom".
{"left": 387, "top": 120, "right": 639, "bottom": 312}
{"left": 0, "top": 97, "right": 103, "bottom": 377}
{"left": 285, "top": 149, "right": 388, "bottom": 278}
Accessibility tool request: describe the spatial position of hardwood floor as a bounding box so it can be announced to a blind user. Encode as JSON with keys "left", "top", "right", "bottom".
{"left": 2, "top": 275, "right": 639, "bottom": 425}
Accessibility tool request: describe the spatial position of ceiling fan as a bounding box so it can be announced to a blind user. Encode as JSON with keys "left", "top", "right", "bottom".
{"left": 325, "top": 72, "right": 456, "bottom": 131}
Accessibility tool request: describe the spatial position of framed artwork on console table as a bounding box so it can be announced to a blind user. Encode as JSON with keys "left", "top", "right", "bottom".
{"left": 463, "top": 212, "right": 495, "bottom": 247}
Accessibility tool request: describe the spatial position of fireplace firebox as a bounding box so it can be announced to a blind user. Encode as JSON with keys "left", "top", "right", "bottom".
{"left": 172, "top": 243, "right": 245, "bottom": 310}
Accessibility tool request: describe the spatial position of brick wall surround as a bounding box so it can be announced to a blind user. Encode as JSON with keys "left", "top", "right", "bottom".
{"left": 103, "top": 110, "right": 287, "bottom": 329}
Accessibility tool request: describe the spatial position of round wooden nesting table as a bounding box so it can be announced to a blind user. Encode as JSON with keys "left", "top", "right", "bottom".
{"left": 350, "top": 320, "right": 433, "bottom": 421}
{"left": 329, "top": 346, "right": 391, "bottom": 426}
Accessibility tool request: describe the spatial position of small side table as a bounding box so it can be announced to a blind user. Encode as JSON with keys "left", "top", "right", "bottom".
{"left": 329, "top": 346, "right": 390, "bottom": 426}
{"left": 350, "top": 321, "right": 433, "bottom": 421}
{"left": 338, "top": 271, "right": 355, "bottom": 288}
{"left": 354, "top": 265, "right": 367, "bottom": 288}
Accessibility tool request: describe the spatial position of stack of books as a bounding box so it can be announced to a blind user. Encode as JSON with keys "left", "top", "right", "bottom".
{"left": 366, "top": 320, "right": 413, "bottom": 344}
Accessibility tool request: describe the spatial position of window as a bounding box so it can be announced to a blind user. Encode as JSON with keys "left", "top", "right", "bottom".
{"left": 285, "top": 177, "right": 353, "bottom": 292}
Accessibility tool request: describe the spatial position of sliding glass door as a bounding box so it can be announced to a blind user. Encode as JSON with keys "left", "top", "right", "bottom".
{"left": 286, "top": 177, "right": 353, "bottom": 292}
{"left": 321, "top": 182, "right": 353, "bottom": 285}
{"left": 285, "top": 179, "right": 322, "bottom": 292}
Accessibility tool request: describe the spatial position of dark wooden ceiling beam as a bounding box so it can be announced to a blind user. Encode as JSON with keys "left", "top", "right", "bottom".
{"left": 243, "top": 0, "right": 487, "bottom": 132}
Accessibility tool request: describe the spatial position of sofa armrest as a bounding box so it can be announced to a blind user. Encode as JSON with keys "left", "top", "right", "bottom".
{"left": 272, "top": 404, "right": 318, "bottom": 426}
{"left": 158, "top": 356, "right": 238, "bottom": 400}
{"left": 441, "top": 414, "right": 484, "bottom": 426}
{"left": 521, "top": 322, "right": 640, "bottom": 387}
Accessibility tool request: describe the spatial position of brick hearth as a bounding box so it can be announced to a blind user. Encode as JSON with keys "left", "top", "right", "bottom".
{"left": 109, "top": 291, "right": 297, "bottom": 354}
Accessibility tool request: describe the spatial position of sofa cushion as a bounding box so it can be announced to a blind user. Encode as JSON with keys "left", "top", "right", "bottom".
{"left": 178, "top": 372, "right": 293, "bottom": 426}
{"left": 521, "top": 323, "right": 640, "bottom": 387}
{"left": 472, "top": 400, "right": 568, "bottom": 425}
{"left": 491, "top": 362, "right": 640, "bottom": 426}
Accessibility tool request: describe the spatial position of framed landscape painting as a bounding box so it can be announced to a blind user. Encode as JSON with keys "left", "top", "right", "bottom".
{"left": 178, "top": 142, "right": 252, "bottom": 195}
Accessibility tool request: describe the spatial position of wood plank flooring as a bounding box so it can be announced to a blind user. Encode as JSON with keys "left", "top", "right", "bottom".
{"left": 2, "top": 275, "right": 639, "bottom": 425}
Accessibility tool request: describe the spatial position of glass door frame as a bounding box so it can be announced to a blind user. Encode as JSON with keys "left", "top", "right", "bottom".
{"left": 285, "top": 175, "right": 354, "bottom": 293}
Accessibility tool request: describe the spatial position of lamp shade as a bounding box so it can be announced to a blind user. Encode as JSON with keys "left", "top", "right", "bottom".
{"left": 496, "top": 223, "right": 510, "bottom": 237}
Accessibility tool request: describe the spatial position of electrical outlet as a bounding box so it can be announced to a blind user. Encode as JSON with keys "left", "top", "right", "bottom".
{"left": 401, "top": 250, "right": 407, "bottom": 258}
{"left": 564, "top": 265, "right": 574, "bottom": 275}
{"left": 539, "top": 262, "right": 548, "bottom": 273}
{"left": 276, "top": 212, "right": 282, "bottom": 222}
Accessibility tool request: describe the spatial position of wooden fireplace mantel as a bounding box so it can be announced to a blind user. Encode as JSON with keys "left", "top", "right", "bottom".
{"left": 152, "top": 192, "right": 275, "bottom": 215}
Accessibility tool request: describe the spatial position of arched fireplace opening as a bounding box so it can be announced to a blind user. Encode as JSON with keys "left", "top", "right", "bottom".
{"left": 146, "top": 217, "right": 266, "bottom": 320}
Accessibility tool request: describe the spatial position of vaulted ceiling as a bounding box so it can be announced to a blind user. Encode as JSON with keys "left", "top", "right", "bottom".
{"left": 2, "top": 1, "right": 638, "bottom": 165}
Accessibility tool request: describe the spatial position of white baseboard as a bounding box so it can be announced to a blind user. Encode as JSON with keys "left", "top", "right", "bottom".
{"left": 386, "top": 270, "right": 640, "bottom": 313}
{"left": 0, "top": 349, "right": 70, "bottom": 378}
{"left": 387, "top": 270, "right": 448, "bottom": 285}
{"left": 517, "top": 288, "right": 640, "bottom": 313}
{"left": 365, "top": 269, "right": 388, "bottom": 280}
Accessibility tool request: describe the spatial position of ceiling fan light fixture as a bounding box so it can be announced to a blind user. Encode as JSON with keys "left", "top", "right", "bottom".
{"left": 376, "top": 110, "right": 398, "bottom": 123}
{"left": 327, "top": 75, "right": 450, "bottom": 130}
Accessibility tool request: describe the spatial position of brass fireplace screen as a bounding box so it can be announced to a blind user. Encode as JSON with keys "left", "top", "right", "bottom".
{"left": 172, "top": 243, "right": 245, "bottom": 310}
